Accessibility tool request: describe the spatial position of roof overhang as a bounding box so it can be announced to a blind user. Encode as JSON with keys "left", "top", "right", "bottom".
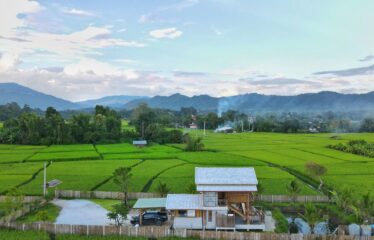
{"left": 196, "top": 185, "right": 257, "bottom": 192}
{"left": 133, "top": 198, "right": 166, "bottom": 209}
{"left": 166, "top": 194, "right": 203, "bottom": 210}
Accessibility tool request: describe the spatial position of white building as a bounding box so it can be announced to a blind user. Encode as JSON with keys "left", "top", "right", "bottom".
{"left": 165, "top": 167, "right": 265, "bottom": 230}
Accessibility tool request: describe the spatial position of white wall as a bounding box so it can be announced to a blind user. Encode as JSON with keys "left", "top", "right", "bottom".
{"left": 174, "top": 217, "right": 203, "bottom": 229}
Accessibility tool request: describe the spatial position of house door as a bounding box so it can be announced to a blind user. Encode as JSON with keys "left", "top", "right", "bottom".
{"left": 205, "top": 210, "right": 216, "bottom": 229}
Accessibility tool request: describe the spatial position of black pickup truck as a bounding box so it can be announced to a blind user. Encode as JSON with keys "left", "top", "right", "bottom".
{"left": 130, "top": 211, "right": 168, "bottom": 226}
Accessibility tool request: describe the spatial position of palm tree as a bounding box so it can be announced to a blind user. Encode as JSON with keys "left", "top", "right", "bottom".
{"left": 287, "top": 180, "right": 301, "bottom": 202}
{"left": 299, "top": 202, "right": 320, "bottom": 233}
{"left": 113, "top": 167, "right": 132, "bottom": 206}
{"left": 186, "top": 182, "right": 197, "bottom": 194}
{"left": 156, "top": 181, "right": 170, "bottom": 197}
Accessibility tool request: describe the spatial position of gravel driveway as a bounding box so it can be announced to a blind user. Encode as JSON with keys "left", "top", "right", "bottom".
{"left": 53, "top": 199, "right": 112, "bottom": 225}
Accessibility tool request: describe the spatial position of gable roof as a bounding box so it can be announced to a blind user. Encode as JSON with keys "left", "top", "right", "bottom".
{"left": 166, "top": 194, "right": 202, "bottom": 210}
{"left": 133, "top": 198, "right": 166, "bottom": 209}
{"left": 195, "top": 167, "right": 258, "bottom": 185}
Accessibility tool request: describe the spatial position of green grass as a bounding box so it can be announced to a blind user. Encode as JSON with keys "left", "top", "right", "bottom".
{"left": 97, "top": 159, "right": 186, "bottom": 192}
{"left": 17, "top": 203, "right": 61, "bottom": 223}
{"left": 0, "top": 162, "right": 44, "bottom": 193}
{"left": 0, "top": 229, "right": 49, "bottom": 240}
{"left": 20, "top": 160, "right": 141, "bottom": 195}
{"left": 40, "top": 144, "right": 95, "bottom": 153}
{"left": 28, "top": 151, "right": 100, "bottom": 162}
{"left": 90, "top": 199, "right": 122, "bottom": 211}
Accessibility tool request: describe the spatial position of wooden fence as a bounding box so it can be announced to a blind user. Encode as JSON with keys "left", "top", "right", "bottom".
{"left": 0, "top": 222, "right": 373, "bottom": 239}
{"left": 255, "top": 195, "right": 330, "bottom": 203}
{"left": 55, "top": 190, "right": 330, "bottom": 202}
{"left": 55, "top": 190, "right": 162, "bottom": 200}
{"left": 0, "top": 195, "right": 42, "bottom": 203}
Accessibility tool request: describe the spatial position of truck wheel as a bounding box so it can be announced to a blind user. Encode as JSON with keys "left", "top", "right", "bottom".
{"left": 156, "top": 220, "right": 162, "bottom": 226}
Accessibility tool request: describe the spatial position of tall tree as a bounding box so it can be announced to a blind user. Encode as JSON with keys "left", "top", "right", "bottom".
{"left": 286, "top": 179, "right": 301, "bottom": 201}
{"left": 113, "top": 167, "right": 132, "bottom": 206}
{"left": 156, "top": 181, "right": 170, "bottom": 197}
{"left": 305, "top": 162, "right": 327, "bottom": 190}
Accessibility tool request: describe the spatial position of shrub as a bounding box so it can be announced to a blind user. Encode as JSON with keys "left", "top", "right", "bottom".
{"left": 184, "top": 134, "right": 204, "bottom": 152}
{"left": 273, "top": 208, "right": 289, "bottom": 233}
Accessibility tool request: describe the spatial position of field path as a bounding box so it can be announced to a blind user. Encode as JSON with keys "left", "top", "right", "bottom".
{"left": 223, "top": 151, "right": 324, "bottom": 194}
{"left": 90, "top": 159, "right": 146, "bottom": 191}
{"left": 141, "top": 162, "right": 187, "bottom": 192}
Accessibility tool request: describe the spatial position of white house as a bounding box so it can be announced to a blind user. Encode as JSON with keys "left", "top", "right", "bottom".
{"left": 165, "top": 167, "right": 265, "bottom": 230}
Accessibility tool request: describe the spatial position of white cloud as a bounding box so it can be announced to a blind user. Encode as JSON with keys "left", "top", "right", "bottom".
{"left": 139, "top": 0, "right": 199, "bottom": 23}
{"left": 149, "top": 28, "right": 182, "bottom": 39}
{"left": 0, "top": 1, "right": 144, "bottom": 65}
{"left": 0, "top": 25, "right": 145, "bottom": 64}
{"left": 0, "top": 0, "right": 42, "bottom": 36}
{"left": 61, "top": 8, "right": 95, "bottom": 17}
{"left": 117, "top": 28, "right": 127, "bottom": 33}
{"left": 63, "top": 58, "right": 138, "bottom": 79}
{"left": 0, "top": 53, "right": 22, "bottom": 72}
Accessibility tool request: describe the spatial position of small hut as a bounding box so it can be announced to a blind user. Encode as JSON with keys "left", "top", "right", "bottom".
{"left": 132, "top": 140, "right": 147, "bottom": 148}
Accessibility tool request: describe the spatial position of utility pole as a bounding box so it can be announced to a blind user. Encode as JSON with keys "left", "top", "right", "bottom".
{"left": 141, "top": 121, "right": 144, "bottom": 139}
{"left": 43, "top": 162, "right": 47, "bottom": 196}
{"left": 241, "top": 120, "right": 244, "bottom": 132}
{"left": 203, "top": 120, "right": 206, "bottom": 136}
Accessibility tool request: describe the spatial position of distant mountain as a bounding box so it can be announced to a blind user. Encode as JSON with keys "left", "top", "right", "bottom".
{"left": 124, "top": 91, "right": 374, "bottom": 114}
{"left": 0, "top": 83, "right": 78, "bottom": 110}
{"left": 2, "top": 82, "right": 374, "bottom": 113}
{"left": 76, "top": 95, "right": 147, "bottom": 108}
{"left": 124, "top": 93, "right": 217, "bottom": 112}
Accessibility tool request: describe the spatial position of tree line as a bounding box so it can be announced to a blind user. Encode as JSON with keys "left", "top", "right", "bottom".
{"left": 1, "top": 103, "right": 374, "bottom": 139}
{"left": 0, "top": 104, "right": 184, "bottom": 145}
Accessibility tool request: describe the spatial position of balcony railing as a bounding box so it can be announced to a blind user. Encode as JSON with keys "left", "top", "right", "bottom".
{"left": 216, "top": 213, "right": 235, "bottom": 228}
{"left": 217, "top": 199, "right": 228, "bottom": 206}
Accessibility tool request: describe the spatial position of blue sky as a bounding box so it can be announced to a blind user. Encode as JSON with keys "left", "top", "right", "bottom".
{"left": 0, "top": 0, "right": 373, "bottom": 101}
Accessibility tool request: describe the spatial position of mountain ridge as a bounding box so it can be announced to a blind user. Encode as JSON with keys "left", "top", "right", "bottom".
{"left": 1, "top": 82, "right": 374, "bottom": 113}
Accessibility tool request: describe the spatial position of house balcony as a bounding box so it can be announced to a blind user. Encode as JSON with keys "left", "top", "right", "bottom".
{"left": 216, "top": 209, "right": 265, "bottom": 231}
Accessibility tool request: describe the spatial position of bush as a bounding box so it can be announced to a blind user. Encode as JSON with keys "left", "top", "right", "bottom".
{"left": 273, "top": 208, "right": 289, "bottom": 233}
{"left": 184, "top": 134, "right": 204, "bottom": 152}
{"left": 328, "top": 139, "right": 374, "bottom": 158}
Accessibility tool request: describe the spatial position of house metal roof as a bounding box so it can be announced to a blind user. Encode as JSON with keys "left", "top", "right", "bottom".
{"left": 166, "top": 194, "right": 202, "bottom": 210}
{"left": 196, "top": 185, "right": 257, "bottom": 192}
{"left": 195, "top": 167, "right": 258, "bottom": 185}
{"left": 133, "top": 198, "right": 166, "bottom": 209}
{"left": 133, "top": 140, "right": 147, "bottom": 145}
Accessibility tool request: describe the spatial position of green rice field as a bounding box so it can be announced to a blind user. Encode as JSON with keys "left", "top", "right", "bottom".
{"left": 0, "top": 132, "right": 373, "bottom": 198}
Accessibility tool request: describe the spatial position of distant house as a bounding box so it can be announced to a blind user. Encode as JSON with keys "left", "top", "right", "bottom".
{"left": 214, "top": 126, "right": 234, "bottom": 133}
{"left": 308, "top": 127, "right": 319, "bottom": 133}
{"left": 132, "top": 140, "right": 147, "bottom": 147}
{"left": 165, "top": 167, "right": 264, "bottom": 230}
{"left": 189, "top": 123, "right": 198, "bottom": 129}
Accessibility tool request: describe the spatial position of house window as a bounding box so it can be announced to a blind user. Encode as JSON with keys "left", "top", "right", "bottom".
{"left": 178, "top": 210, "right": 187, "bottom": 217}
{"left": 187, "top": 210, "right": 195, "bottom": 217}
{"left": 208, "top": 211, "right": 212, "bottom": 222}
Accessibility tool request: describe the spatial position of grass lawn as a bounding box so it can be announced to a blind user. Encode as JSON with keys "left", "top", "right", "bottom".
{"left": 90, "top": 199, "right": 122, "bottom": 211}
{"left": 17, "top": 203, "right": 61, "bottom": 223}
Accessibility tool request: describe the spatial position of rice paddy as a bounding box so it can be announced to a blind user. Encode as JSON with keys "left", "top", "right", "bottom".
{"left": 1, "top": 132, "right": 373, "bottom": 198}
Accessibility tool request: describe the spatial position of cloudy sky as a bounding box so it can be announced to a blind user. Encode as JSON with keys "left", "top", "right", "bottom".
{"left": 0, "top": 0, "right": 373, "bottom": 101}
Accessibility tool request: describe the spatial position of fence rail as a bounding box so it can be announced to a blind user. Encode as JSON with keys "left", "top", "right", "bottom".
{"left": 255, "top": 194, "right": 330, "bottom": 203}
{"left": 0, "top": 196, "right": 42, "bottom": 203}
{"left": 55, "top": 190, "right": 330, "bottom": 202}
{"left": 55, "top": 190, "right": 162, "bottom": 200}
{"left": 0, "top": 222, "right": 372, "bottom": 239}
